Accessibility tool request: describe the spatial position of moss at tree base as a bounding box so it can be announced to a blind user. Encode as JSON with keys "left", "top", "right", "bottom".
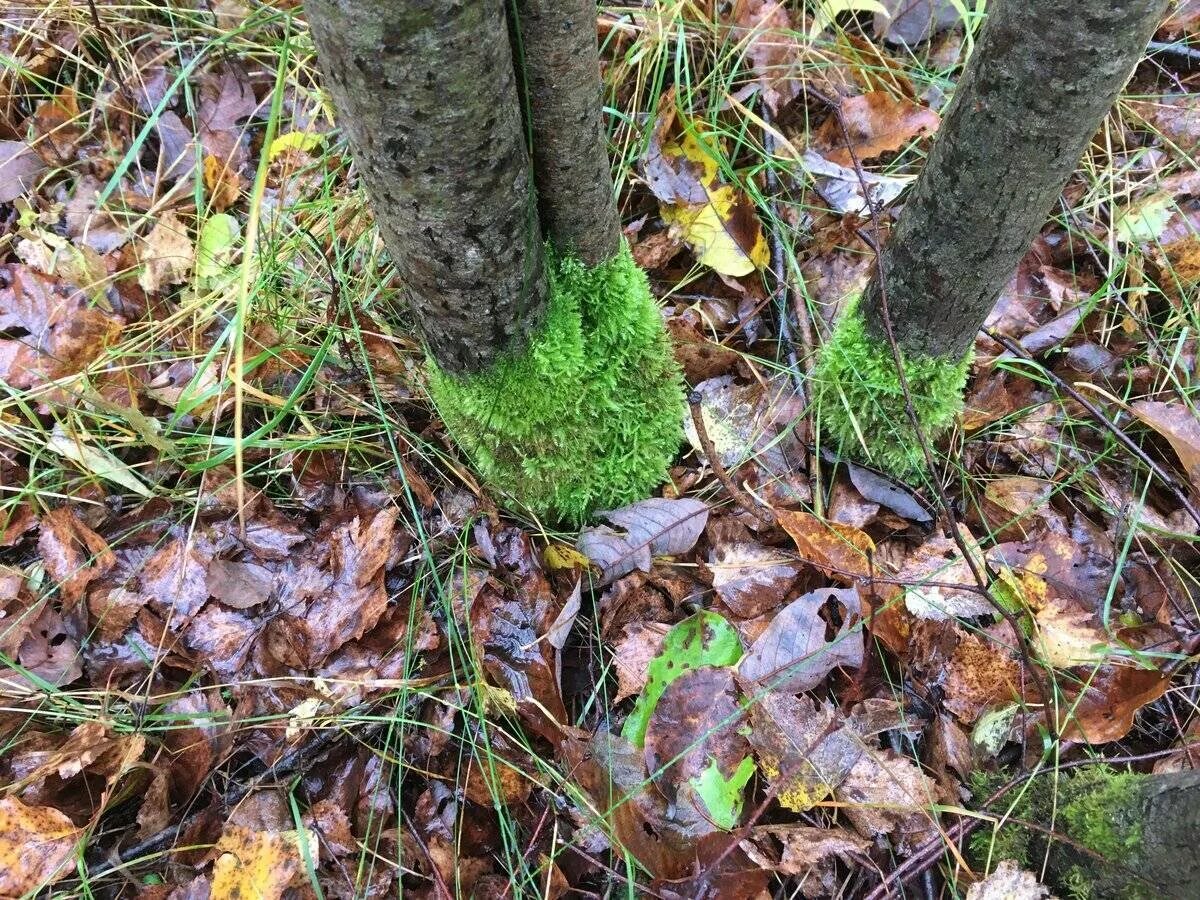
{"left": 812, "top": 301, "right": 970, "bottom": 477}
{"left": 428, "top": 242, "right": 685, "bottom": 524}
{"left": 971, "top": 766, "right": 1152, "bottom": 900}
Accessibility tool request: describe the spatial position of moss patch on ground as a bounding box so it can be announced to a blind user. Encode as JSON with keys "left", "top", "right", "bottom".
{"left": 813, "top": 300, "right": 970, "bottom": 477}
{"left": 428, "top": 242, "right": 685, "bottom": 524}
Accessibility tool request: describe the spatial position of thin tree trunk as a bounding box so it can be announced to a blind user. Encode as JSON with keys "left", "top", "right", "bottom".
{"left": 510, "top": 0, "right": 621, "bottom": 265}
{"left": 861, "top": 0, "right": 1169, "bottom": 360}
{"left": 305, "top": 0, "right": 546, "bottom": 374}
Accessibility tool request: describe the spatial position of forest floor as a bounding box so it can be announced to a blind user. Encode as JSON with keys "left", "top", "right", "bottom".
{"left": 2, "top": 1, "right": 1199, "bottom": 898}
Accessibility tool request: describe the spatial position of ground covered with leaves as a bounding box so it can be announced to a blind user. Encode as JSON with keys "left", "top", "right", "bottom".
{"left": 1, "top": 1, "right": 1199, "bottom": 898}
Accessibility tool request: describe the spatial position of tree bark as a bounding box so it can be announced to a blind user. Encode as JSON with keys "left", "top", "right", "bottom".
{"left": 510, "top": 0, "right": 621, "bottom": 265}
{"left": 861, "top": 0, "right": 1169, "bottom": 360}
{"left": 305, "top": 0, "right": 547, "bottom": 374}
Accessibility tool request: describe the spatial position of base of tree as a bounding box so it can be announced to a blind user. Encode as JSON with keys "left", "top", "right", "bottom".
{"left": 813, "top": 300, "right": 970, "bottom": 476}
{"left": 429, "top": 242, "right": 685, "bottom": 524}
{"left": 972, "top": 766, "right": 1151, "bottom": 899}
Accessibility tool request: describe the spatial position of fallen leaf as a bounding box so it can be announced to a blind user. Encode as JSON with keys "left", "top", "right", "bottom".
{"left": 1132, "top": 400, "right": 1200, "bottom": 491}
{"left": 873, "top": 0, "right": 963, "bottom": 45}
{"left": 137, "top": 210, "right": 194, "bottom": 293}
{"left": 196, "top": 212, "right": 241, "bottom": 278}
{"left": 895, "top": 531, "right": 994, "bottom": 620}
{"left": 578, "top": 497, "right": 709, "bottom": 586}
{"left": 846, "top": 462, "right": 932, "bottom": 523}
{"left": 942, "top": 628, "right": 1023, "bottom": 724}
{"left": 0, "top": 141, "right": 47, "bottom": 202}
{"left": 730, "top": 0, "right": 804, "bottom": 113}
{"left": 809, "top": 0, "right": 891, "bottom": 37}
{"left": 645, "top": 666, "right": 751, "bottom": 832}
{"left": 800, "top": 149, "right": 913, "bottom": 215}
{"left": 967, "top": 860, "right": 1055, "bottom": 900}
{"left": 707, "top": 540, "right": 801, "bottom": 618}
{"left": 749, "top": 824, "right": 869, "bottom": 894}
{"left": 738, "top": 587, "right": 863, "bottom": 692}
{"left": 777, "top": 508, "right": 874, "bottom": 582}
{"left": 37, "top": 507, "right": 115, "bottom": 608}
{"left": 0, "top": 798, "right": 79, "bottom": 894}
{"left": 0, "top": 265, "right": 123, "bottom": 392}
{"left": 45, "top": 426, "right": 153, "bottom": 498}
{"left": 814, "top": 92, "right": 940, "bottom": 165}
{"left": 203, "top": 155, "right": 241, "bottom": 212}
{"left": 210, "top": 825, "right": 308, "bottom": 900}
{"left": 612, "top": 621, "right": 671, "bottom": 703}
{"left": 1058, "top": 664, "right": 1169, "bottom": 744}
{"left": 642, "top": 109, "right": 768, "bottom": 276}
{"left": 623, "top": 610, "right": 743, "bottom": 748}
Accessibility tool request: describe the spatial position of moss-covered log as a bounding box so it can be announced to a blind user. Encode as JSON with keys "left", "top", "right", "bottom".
{"left": 815, "top": 0, "right": 1168, "bottom": 474}
{"left": 305, "top": 0, "right": 546, "bottom": 374}
{"left": 975, "top": 767, "right": 1200, "bottom": 899}
{"left": 509, "top": 0, "right": 621, "bottom": 265}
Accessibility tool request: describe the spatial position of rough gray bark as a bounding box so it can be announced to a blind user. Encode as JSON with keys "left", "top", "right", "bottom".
{"left": 306, "top": 0, "right": 547, "bottom": 374}
{"left": 511, "top": 0, "right": 621, "bottom": 265}
{"left": 1044, "top": 770, "right": 1200, "bottom": 898}
{"left": 861, "top": 0, "right": 1169, "bottom": 360}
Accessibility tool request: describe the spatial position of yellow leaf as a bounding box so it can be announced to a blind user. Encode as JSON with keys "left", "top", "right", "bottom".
{"left": 657, "top": 130, "right": 769, "bottom": 277}
{"left": 210, "top": 825, "right": 311, "bottom": 900}
{"left": 0, "top": 796, "right": 80, "bottom": 896}
{"left": 543, "top": 543, "right": 590, "bottom": 570}
{"left": 268, "top": 130, "right": 323, "bottom": 160}
{"left": 809, "top": 0, "right": 891, "bottom": 37}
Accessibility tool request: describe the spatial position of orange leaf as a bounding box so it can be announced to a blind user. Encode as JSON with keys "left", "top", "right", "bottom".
{"left": 776, "top": 508, "right": 874, "bottom": 582}
{"left": 814, "top": 92, "right": 939, "bottom": 166}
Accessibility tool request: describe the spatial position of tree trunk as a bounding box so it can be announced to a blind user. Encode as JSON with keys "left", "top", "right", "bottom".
{"left": 981, "top": 768, "right": 1200, "bottom": 898}
{"left": 510, "top": 0, "right": 621, "bottom": 265}
{"left": 305, "top": 0, "right": 547, "bottom": 374}
{"left": 861, "top": 0, "right": 1169, "bottom": 361}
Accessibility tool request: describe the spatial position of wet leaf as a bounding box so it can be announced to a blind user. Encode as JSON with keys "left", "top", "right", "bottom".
{"left": 1132, "top": 400, "right": 1200, "bottom": 491}
{"left": 623, "top": 610, "right": 743, "bottom": 748}
{"left": 966, "top": 860, "right": 1055, "bottom": 900}
{"left": 645, "top": 667, "right": 750, "bottom": 833}
{"left": 813, "top": 92, "right": 940, "bottom": 165}
{"left": 37, "top": 507, "right": 115, "bottom": 608}
{"left": 800, "top": 149, "right": 913, "bottom": 215}
{"left": 578, "top": 497, "right": 709, "bottom": 585}
{"left": 873, "top": 0, "right": 964, "bottom": 45}
{"left": 0, "top": 265, "right": 123, "bottom": 392}
{"left": 0, "top": 141, "right": 46, "bottom": 202}
{"left": 642, "top": 111, "right": 768, "bottom": 276}
{"left": 731, "top": 0, "right": 804, "bottom": 114}
{"left": 691, "top": 755, "right": 756, "bottom": 830}
{"left": 777, "top": 508, "right": 874, "bottom": 583}
{"left": 1058, "top": 664, "right": 1170, "bottom": 744}
{"left": 739, "top": 587, "right": 863, "bottom": 692}
{"left": 707, "top": 540, "right": 801, "bottom": 618}
{"left": 896, "top": 532, "right": 994, "bottom": 620}
{"left": 210, "top": 825, "right": 309, "bottom": 900}
{"left": 847, "top": 462, "right": 932, "bottom": 523}
{"left": 612, "top": 621, "right": 671, "bottom": 703}
{"left": 0, "top": 796, "right": 80, "bottom": 895}
{"left": 137, "top": 211, "right": 194, "bottom": 293}
{"left": 809, "top": 0, "right": 891, "bottom": 37}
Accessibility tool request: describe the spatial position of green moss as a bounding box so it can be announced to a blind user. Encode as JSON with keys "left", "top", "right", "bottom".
{"left": 812, "top": 300, "right": 970, "bottom": 477}
{"left": 970, "top": 766, "right": 1150, "bottom": 900}
{"left": 428, "top": 242, "right": 685, "bottom": 524}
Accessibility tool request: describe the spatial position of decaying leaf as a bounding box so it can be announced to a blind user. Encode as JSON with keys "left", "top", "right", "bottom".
{"left": 707, "top": 540, "right": 802, "bottom": 618}
{"left": 0, "top": 796, "right": 80, "bottom": 895}
{"left": 0, "top": 141, "right": 47, "bottom": 202}
{"left": 37, "top": 507, "right": 115, "bottom": 608}
{"left": 739, "top": 587, "right": 863, "bottom": 692}
{"left": 642, "top": 105, "right": 769, "bottom": 277}
{"left": 623, "top": 610, "right": 743, "bottom": 748}
{"left": 967, "top": 860, "right": 1057, "bottom": 900}
{"left": 777, "top": 508, "right": 874, "bottom": 583}
{"left": 1132, "top": 400, "right": 1200, "bottom": 492}
{"left": 578, "top": 497, "right": 709, "bottom": 585}
{"left": 210, "top": 824, "right": 310, "bottom": 900}
{"left": 895, "top": 532, "right": 994, "bottom": 620}
{"left": 0, "top": 265, "right": 123, "bottom": 392}
{"left": 137, "top": 210, "right": 194, "bottom": 293}
{"left": 813, "top": 91, "right": 939, "bottom": 165}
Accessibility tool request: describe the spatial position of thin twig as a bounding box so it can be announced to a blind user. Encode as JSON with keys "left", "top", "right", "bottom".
{"left": 688, "top": 391, "right": 774, "bottom": 526}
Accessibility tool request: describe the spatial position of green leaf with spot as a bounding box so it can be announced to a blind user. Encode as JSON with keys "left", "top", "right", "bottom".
{"left": 621, "top": 610, "right": 743, "bottom": 748}
{"left": 691, "top": 755, "right": 756, "bottom": 830}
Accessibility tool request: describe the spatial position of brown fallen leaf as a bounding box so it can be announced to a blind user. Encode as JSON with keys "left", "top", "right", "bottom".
{"left": 0, "top": 265, "right": 123, "bottom": 392}
{"left": 707, "top": 540, "right": 802, "bottom": 619}
{"left": 777, "top": 508, "right": 874, "bottom": 583}
{"left": 1057, "top": 663, "right": 1170, "bottom": 744}
{"left": 738, "top": 587, "right": 863, "bottom": 693}
{"left": 0, "top": 796, "right": 80, "bottom": 895}
{"left": 612, "top": 621, "right": 671, "bottom": 703}
{"left": 731, "top": 0, "right": 804, "bottom": 113}
{"left": 749, "top": 823, "right": 869, "bottom": 896}
{"left": 137, "top": 211, "right": 195, "bottom": 294}
{"left": 942, "top": 627, "right": 1023, "bottom": 724}
{"left": 1132, "top": 400, "right": 1200, "bottom": 492}
{"left": 0, "top": 141, "right": 47, "bottom": 202}
{"left": 813, "top": 92, "right": 940, "bottom": 166}
{"left": 37, "top": 507, "right": 115, "bottom": 609}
